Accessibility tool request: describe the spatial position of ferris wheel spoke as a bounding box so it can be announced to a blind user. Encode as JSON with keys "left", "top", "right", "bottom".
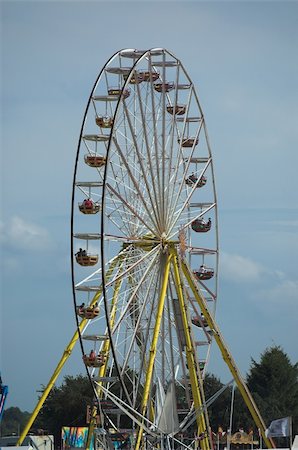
{"left": 167, "top": 159, "right": 212, "bottom": 237}
{"left": 119, "top": 264, "right": 160, "bottom": 381}
{"left": 105, "top": 183, "right": 156, "bottom": 235}
{"left": 163, "top": 66, "right": 181, "bottom": 228}
{"left": 74, "top": 244, "right": 133, "bottom": 290}
{"left": 134, "top": 81, "right": 163, "bottom": 228}
{"left": 105, "top": 197, "right": 148, "bottom": 237}
{"left": 169, "top": 202, "right": 216, "bottom": 241}
{"left": 121, "top": 103, "right": 163, "bottom": 231}
{"left": 94, "top": 382, "right": 159, "bottom": 436}
{"left": 112, "top": 251, "right": 159, "bottom": 334}
{"left": 119, "top": 259, "right": 164, "bottom": 380}
{"left": 166, "top": 120, "right": 205, "bottom": 233}
{"left": 106, "top": 245, "right": 161, "bottom": 294}
{"left": 160, "top": 53, "right": 167, "bottom": 227}
{"left": 164, "top": 89, "right": 194, "bottom": 230}
{"left": 110, "top": 138, "right": 159, "bottom": 232}
{"left": 105, "top": 199, "right": 135, "bottom": 237}
{"left": 148, "top": 55, "right": 163, "bottom": 221}
{"left": 107, "top": 145, "right": 133, "bottom": 188}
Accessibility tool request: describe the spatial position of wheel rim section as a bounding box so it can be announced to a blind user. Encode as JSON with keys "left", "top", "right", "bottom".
{"left": 71, "top": 48, "right": 218, "bottom": 441}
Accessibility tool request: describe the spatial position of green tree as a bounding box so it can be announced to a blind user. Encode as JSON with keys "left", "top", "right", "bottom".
{"left": 203, "top": 373, "right": 232, "bottom": 432}
{"left": 246, "top": 346, "right": 298, "bottom": 437}
{"left": 231, "top": 388, "right": 252, "bottom": 431}
{"left": 33, "top": 370, "right": 139, "bottom": 443}
{"left": 1, "top": 407, "right": 31, "bottom": 437}
{"left": 34, "top": 375, "right": 93, "bottom": 444}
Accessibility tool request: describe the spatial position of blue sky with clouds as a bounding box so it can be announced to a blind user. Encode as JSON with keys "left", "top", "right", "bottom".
{"left": 1, "top": 1, "right": 298, "bottom": 412}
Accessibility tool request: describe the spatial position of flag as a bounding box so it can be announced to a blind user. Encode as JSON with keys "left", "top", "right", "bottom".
{"left": 265, "top": 417, "right": 291, "bottom": 438}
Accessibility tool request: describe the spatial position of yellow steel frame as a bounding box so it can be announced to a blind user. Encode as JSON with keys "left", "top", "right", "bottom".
{"left": 135, "top": 252, "right": 172, "bottom": 450}
{"left": 171, "top": 249, "right": 210, "bottom": 450}
{"left": 134, "top": 245, "right": 274, "bottom": 449}
{"left": 180, "top": 256, "right": 275, "bottom": 449}
{"left": 85, "top": 268, "right": 123, "bottom": 450}
{"left": 17, "top": 256, "right": 121, "bottom": 446}
{"left": 18, "top": 244, "right": 275, "bottom": 450}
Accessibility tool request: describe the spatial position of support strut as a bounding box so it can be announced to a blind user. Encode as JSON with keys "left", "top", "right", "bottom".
{"left": 180, "top": 256, "right": 275, "bottom": 449}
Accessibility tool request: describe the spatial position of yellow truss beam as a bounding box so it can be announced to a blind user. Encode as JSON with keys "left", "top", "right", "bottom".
{"left": 171, "top": 249, "right": 210, "bottom": 450}
{"left": 86, "top": 268, "right": 123, "bottom": 450}
{"left": 17, "top": 256, "right": 121, "bottom": 446}
{"left": 18, "top": 243, "right": 276, "bottom": 450}
{"left": 180, "top": 257, "right": 275, "bottom": 449}
{"left": 135, "top": 252, "right": 172, "bottom": 450}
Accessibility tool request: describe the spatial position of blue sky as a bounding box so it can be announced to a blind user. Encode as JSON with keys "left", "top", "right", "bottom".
{"left": 1, "top": 1, "right": 298, "bottom": 413}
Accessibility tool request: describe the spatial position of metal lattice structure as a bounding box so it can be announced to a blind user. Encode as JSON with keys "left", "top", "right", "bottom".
{"left": 17, "top": 48, "right": 274, "bottom": 450}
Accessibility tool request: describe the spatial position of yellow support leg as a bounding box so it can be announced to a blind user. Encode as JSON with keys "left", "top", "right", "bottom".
{"left": 17, "top": 256, "right": 121, "bottom": 446}
{"left": 135, "top": 253, "right": 172, "bottom": 450}
{"left": 180, "top": 258, "right": 275, "bottom": 449}
{"left": 17, "top": 321, "right": 88, "bottom": 446}
{"left": 171, "top": 249, "right": 210, "bottom": 450}
{"left": 85, "top": 269, "right": 123, "bottom": 450}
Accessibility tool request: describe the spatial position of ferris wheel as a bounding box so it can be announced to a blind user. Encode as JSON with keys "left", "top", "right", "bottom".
{"left": 16, "top": 47, "right": 273, "bottom": 450}
{"left": 71, "top": 47, "right": 219, "bottom": 450}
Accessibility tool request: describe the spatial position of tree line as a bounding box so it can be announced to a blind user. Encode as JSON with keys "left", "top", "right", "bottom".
{"left": 2, "top": 346, "right": 298, "bottom": 446}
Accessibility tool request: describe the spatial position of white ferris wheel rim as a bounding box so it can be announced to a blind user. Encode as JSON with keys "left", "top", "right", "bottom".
{"left": 71, "top": 48, "right": 219, "bottom": 438}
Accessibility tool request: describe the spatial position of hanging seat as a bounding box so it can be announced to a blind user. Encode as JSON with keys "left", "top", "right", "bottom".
{"left": 191, "top": 218, "right": 211, "bottom": 233}
{"left": 95, "top": 116, "right": 114, "bottom": 128}
{"left": 185, "top": 174, "right": 207, "bottom": 188}
{"left": 193, "top": 266, "right": 214, "bottom": 280}
{"left": 124, "top": 71, "right": 145, "bottom": 84}
{"left": 76, "top": 253, "right": 99, "bottom": 266}
{"left": 83, "top": 353, "right": 105, "bottom": 367}
{"left": 154, "top": 82, "right": 174, "bottom": 93}
{"left": 76, "top": 305, "right": 100, "bottom": 319}
{"left": 197, "top": 175, "right": 207, "bottom": 187}
{"left": 178, "top": 137, "right": 199, "bottom": 148}
{"left": 166, "top": 105, "right": 186, "bottom": 115}
{"left": 107, "top": 87, "right": 130, "bottom": 98}
{"left": 128, "top": 73, "right": 144, "bottom": 84}
{"left": 191, "top": 316, "right": 208, "bottom": 328}
{"left": 142, "top": 71, "right": 159, "bottom": 82}
{"left": 78, "top": 200, "right": 100, "bottom": 215}
{"left": 84, "top": 154, "right": 106, "bottom": 168}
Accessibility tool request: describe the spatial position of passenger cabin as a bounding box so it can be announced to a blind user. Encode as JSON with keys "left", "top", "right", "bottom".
{"left": 143, "top": 71, "right": 159, "bottom": 82}
{"left": 191, "top": 218, "right": 211, "bottom": 233}
{"left": 76, "top": 305, "right": 100, "bottom": 319}
{"left": 124, "top": 71, "right": 145, "bottom": 84}
{"left": 166, "top": 105, "right": 186, "bottom": 115}
{"left": 79, "top": 200, "right": 100, "bottom": 215}
{"left": 197, "top": 175, "right": 207, "bottom": 187}
{"left": 108, "top": 87, "right": 130, "bottom": 98}
{"left": 83, "top": 353, "right": 105, "bottom": 368}
{"left": 185, "top": 174, "right": 207, "bottom": 188}
{"left": 193, "top": 266, "right": 214, "bottom": 280}
{"left": 84, "top": 154, "right": 106, "bottom": 168}
{"left": 178, "top": 137, "right": 199, "bottom": 148}
{"left": 192, "top": 316, "right": 208, "bottom": 328}
{"left": 95, "top": 116, "right": 114, "bottom": 128}
{"left": 76, "top": 253, "right": 99, "bottom": 266}
{"left": 154, "top": 82, "right": 174, "bottom": 93}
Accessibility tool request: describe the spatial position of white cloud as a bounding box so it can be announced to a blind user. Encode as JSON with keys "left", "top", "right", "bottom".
{"left": 2, "top": 216, "right": 52, "bottom": 251}
{"left": 255, "top": 279, "right": 298, "bottom": 308}
{"left": 220, "top": 252, "right": 265, "bottom": 283}
{"left": 220, "top": 252, "right": 298, "bottom": 310}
